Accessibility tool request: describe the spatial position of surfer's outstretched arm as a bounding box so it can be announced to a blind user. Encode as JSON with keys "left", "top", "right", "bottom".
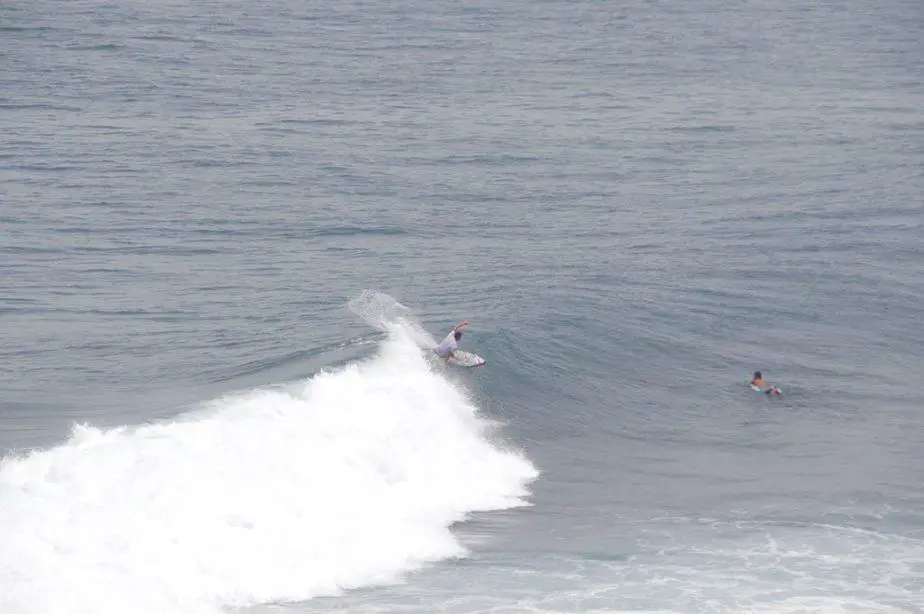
{"left": 451, "top": 320, "right": 469, "bottom": 332}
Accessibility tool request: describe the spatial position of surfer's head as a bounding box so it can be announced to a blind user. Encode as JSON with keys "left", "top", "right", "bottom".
{"left": 454, "top": 331, "right": 462, "bottom": 341}
{"left": 753, "top": 371, "right": 762, "bottom": 379}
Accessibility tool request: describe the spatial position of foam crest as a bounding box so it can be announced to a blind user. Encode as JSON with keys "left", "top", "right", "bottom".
{"left": 348, "top": 289, "right": 437, "bottom": 348}
{"left": 0, "top": 295, "right": 537, "bottom": 614}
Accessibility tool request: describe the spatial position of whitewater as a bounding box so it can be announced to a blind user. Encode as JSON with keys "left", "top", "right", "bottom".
{"left": 0, "top": 293, "right": 538, "bottom": 614}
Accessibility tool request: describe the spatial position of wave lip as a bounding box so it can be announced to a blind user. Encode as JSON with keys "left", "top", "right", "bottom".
{"left": 0, "top": 292, "right": 538, "bottom": 614}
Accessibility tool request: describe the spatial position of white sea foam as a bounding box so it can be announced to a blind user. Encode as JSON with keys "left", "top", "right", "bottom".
{"left": 0, "top": 293, "right": 538, "bottom": 614}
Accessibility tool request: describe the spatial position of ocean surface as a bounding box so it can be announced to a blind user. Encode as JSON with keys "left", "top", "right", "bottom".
{"left": 2, "top": 0, "right": 923, "bottom": 612}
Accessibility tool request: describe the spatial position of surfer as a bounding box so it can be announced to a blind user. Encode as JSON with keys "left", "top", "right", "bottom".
{"left": 750, "top": 371, "right": 781, "bottom": 395}
{"left": 435, "top": 320, "right": 468, "bottom": 359}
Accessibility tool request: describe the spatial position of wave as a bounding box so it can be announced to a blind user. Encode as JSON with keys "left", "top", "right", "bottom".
{"left": 0, "top": 292, "right": 538, "bottom": 614}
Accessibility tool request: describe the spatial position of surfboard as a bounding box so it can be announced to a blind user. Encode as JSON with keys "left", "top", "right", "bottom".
{"left": 750, "top": 384, "right": 782, "bottom": 395}
{"left": 447, "top": 350, "right": 486, "bottom": 368}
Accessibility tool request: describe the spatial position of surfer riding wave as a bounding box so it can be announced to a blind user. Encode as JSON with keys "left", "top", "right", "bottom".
{"left": 435, "top": 320, "right": 468, "bottom": 360}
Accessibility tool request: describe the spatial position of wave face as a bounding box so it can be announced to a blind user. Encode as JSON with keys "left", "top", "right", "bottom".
{"left": 0, "top": 292, "right": 537, "bottom": 614}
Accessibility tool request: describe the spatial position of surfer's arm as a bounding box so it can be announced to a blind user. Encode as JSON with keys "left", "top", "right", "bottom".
{"left": 451, "top": 320, "right": 468, "bottom": 332}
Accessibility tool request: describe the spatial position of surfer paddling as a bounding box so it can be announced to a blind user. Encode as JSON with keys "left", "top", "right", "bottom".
{"left": 435, "top": 320, "right": 468, "bottom": 360}
{"left": 750, "top": 371, "right": 781, "bottom": 395}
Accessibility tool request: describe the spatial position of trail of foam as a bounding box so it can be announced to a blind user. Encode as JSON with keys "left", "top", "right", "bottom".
{"left": 0, "top": 295, "right": 538, "bottom": 614}
{"left": 280, "top": 514, "right": 924, "bottom": 614}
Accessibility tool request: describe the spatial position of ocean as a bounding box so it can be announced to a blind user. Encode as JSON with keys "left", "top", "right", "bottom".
{"left": 2, "top": 0, "right": 923, "bottom": 612}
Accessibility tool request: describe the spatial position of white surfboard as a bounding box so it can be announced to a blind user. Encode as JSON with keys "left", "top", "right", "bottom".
{"left": 447, "top": 350, "right": 486, "bottom": 368}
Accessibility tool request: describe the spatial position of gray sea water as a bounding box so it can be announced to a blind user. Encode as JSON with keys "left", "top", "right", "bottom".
{"left": 2, "top": 0, "right": 924, "bottom": 612}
